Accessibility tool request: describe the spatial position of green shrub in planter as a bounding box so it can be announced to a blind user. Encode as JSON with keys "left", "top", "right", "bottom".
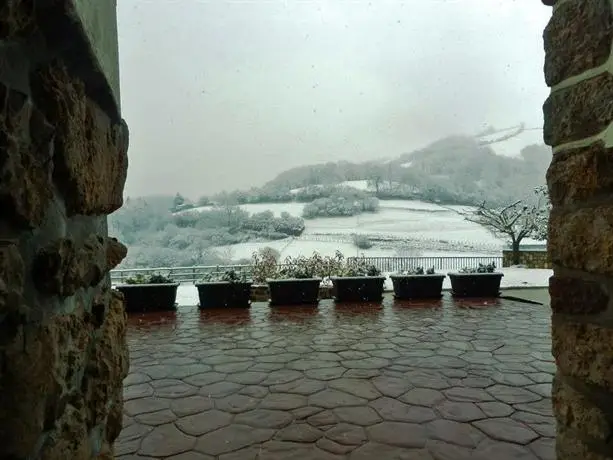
{"left": 448, "top": 263, "right": 503, "bottom": 298}
{"left": 196, "top": 268, "right": 252, "bottom": 309}
{"left": 330, "top": 256, "right": 386, "bottom": 302}
{"left": 390, "top": 267, "right": 446, "bottom": 300}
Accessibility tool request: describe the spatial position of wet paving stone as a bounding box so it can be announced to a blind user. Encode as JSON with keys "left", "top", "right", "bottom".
{"left": 425, "top": 419, "right": 485, "bottom": 448}
{"left": 369, "top": 397, "right": 437, "bottom": 423}
{"left": 117, "top": 295, "right": 555, "bottom": 459}
{"left": 195, "top": 425, "right": 276, "bottom": 456}
{"left": 333, "top": 406, "right": 382, "bottom": 426}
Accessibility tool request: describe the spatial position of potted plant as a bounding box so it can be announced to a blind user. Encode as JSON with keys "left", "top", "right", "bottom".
{"left": 114, "top": 273, "right": 179, "bottom": 312}
{"left": 330, "top": 255, "right": 386, "bottom": 302}
{"left": 195, "top": 268, "right": 252, "bottom": 309}
{"left": 267, "top": 255, "right": 322, "bottom": 306}
{"left": 252, "top": 251, "right": 324, "bottom": 306}
{"left": 390, "top": 267, "right": 446, "bottom": 300}
{"left": 448, "top": 262, "right": 503, "bottom": 298}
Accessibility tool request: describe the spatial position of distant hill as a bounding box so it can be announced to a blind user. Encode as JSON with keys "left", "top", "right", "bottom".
{"left": 260, "top": 130, "right": 550, "bottom": 207}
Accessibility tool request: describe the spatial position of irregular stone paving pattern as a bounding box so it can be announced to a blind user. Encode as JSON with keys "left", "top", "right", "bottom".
{"left": 117, "top": 295, "right": 555, "bottom": 460}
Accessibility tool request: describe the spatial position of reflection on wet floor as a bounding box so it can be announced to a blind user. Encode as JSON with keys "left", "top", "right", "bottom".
{"left": 120, "top": 293, "right": 555, "bottom": 460}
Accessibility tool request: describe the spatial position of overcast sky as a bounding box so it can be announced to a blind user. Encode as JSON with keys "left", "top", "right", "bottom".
{"left": 117, "top": 0, "right": 552, "bottom": 199}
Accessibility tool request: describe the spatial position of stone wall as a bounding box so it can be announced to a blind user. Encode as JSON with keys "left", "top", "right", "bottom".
{"left": 502, "top": 250, "right": 552, "bottom": 268}
{"left": 543, "top": 0, "right": 613, "bottom": 458}
{"left": 0, "top": 1, "right": 129, "bottom": 459}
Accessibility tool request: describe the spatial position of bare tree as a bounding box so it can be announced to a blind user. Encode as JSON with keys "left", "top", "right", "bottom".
{"left": 463, "top": 187, "right": 549, "bottom": 265}
{"left": 367, "top": 173, "right": 383, "bottom": 195}
{"left": 218, "top": 246, "right": 235, "bottom": 265}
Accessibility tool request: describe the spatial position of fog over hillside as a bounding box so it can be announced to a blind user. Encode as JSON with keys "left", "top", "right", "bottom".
{"left": 118, "top": 1, "right": 550, "bottom": 197}
{"left": 115, "top": 0, "right": 551, "bottom": 269}
{"left": 257, "top": 129, "right": 550, "bottom": 207}
{"left": 110, "top": 128, "right": 549, "bottom": 269}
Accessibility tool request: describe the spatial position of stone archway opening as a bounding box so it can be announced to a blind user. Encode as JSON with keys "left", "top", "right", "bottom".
{"left": 1, "top": 0, "right": 612, "bottom": 459}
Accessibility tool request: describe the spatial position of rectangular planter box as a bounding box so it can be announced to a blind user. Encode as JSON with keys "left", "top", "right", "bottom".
{"left": 251, "top": 285, "right": 333, "bottom": 302}
{"left": 390, "top": 274, "right": 446, "bottom": 300}
{"left": 330, "top": 276, "right": 386, "bottom": 302}
{"left": 448, "top": 273, "right": 503, "bottom": 298}
{"left": 114, "top": 283, "right": 179, "bottom": 312}
{"left": 267, "top": 278, "right": 322, "bottom": 306}
{"left": 195, "top": 282, "right": 252, "bottom": 309}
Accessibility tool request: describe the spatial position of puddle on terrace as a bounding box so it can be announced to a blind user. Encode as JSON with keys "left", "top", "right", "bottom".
{"left": 125, "top": 293, "right": 514, "bottom": 337}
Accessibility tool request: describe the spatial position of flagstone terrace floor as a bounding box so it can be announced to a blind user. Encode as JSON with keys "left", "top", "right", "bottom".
{"left": 117, "top": 294, "right": 555, "bottom": 460}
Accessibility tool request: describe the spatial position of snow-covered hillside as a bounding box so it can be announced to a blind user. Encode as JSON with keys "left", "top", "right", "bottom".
{"left": 187, "top": 199, "right": 527, "bottom": 260}
{"left": 289, "top": 180, "right": 372, "bottom": 195}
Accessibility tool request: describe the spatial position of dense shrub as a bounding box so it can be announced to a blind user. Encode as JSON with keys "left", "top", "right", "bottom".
{"left": 353, "top": 234, "right": 373, "bottom": 249}
{"left": 303, "top": 195, "right": 379, "bottom": 219}
{"left": 109, "top": 197, "right": 306, "bottom": 269}
{"left": 241, "top": 211, "right": 305, "bottom": 236}
{"left": 251, "top": 250, "right": 345, "bottom": 283}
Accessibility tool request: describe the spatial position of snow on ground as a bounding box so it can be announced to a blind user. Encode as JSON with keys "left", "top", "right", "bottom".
{"left": 216, "top": 238, "right": 496, "bottom": 261}
{"left": 172, "top": 267, "right": 552, "bottom": 306}
{"left": 189, "top": 199, "right": 520, "bottom": 259}
{"left": 496, "top": 268, "right": 551, "bottom": 289}
{"left": 339, "top": 180, "right": 370, "bottom": 190}
{"left": 289, "top": 180, "right": 372, "bottom": 195}
{"left": 239, "top": 202, "right": 306, "bottom": 217}
{"left": 216, "top": 240, "right": 366, "bottom": 261}
{"left": 235, "top": 200, "right": 500, "bottom": 244}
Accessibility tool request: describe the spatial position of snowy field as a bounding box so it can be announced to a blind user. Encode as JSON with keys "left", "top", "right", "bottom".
{"left": 212, "top": 199, "right": 502, "bottom": 260}
{"left": 189, "top": 198, "right": 543, "bottom": 260}
{"left": 213, "top": 240, "right": 497, "bottom": 261}
{"left": 172, "top": 267, "right": 552, "bottom": 306}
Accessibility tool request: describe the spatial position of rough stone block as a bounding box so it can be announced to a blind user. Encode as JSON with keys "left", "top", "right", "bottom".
{"left": 106, "top": 236, "right": 128, "bottom": 270}
{"left": 544, "top": 0, "right": 613, "bottom": 86}
{"left": 552, "top": 374, "right": 611, "bottom": 440}
{"left": 0, "top": 321, "right": 55, "bottom": 457}
{"left": 32, "top": 234, "right": 127, "bottom": 297}
{"left": 0, "top": 0, "right": 35, "bottom": 38}
{"left": 35, "top": 307, "right": 98, "bottom": 459}
{"left": 556, "top": 427, "right": 613, "bottom": 460}
{"left": 0, "top": 242, "right": 27, "bottom": 346}
{"left": 0, "top": 82, "right": 55, "bottom": 228}
{"left": 0, "top": 303, "right": 98, "bottom": 458}
{"left": 552, "top": 319, "right": 613, "bottom": 389}
{"left": 32, "top": 63, "right": 128, "bottom": 216}
{"left": 549, "top": 206, "right": 613, "bottom": 274}
{"left": 547, "top": 141, "right": 613, "bottom": 206}
{"left": 549, "top": 275, "right": 609, "bottom": 315}
{"left": 38, "top": 404, "right": 91, "bottom": 459}
{"left": 0, "top": 241, "right": 25, "bottom": 305}
{"left": 81, "top": 290, "right": 128, "bottom": 454}
{"left": 543, "top": 73, "right": 613, "bottom": 146}
{"left": 503, "top": 250, "right": 551, "bottom": 269}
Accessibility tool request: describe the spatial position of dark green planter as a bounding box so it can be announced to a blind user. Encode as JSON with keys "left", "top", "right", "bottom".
{"left": 115, "top": 283, "right": 179, "bottom": 312}
{"left": 196, "top": 282, "right": 252, "bottom": 309}
{"left": 330, "top": 276, "right": 386, "bottom": 302}
{"left": 390, "top": 274, "right": 446, "bottom": 300}
{"left": 267, "top": 278, "right": 321, "bottom": 306}
{"left": 448, "top": 272, "right": 503, "bottom": 298}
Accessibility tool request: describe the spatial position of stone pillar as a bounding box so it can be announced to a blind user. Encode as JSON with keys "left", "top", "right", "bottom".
{"left": 0, "top": 1, "right": 129, "bottom": 458}
{"left": 543, "top": 0, "right": 613, "bottom": 459}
